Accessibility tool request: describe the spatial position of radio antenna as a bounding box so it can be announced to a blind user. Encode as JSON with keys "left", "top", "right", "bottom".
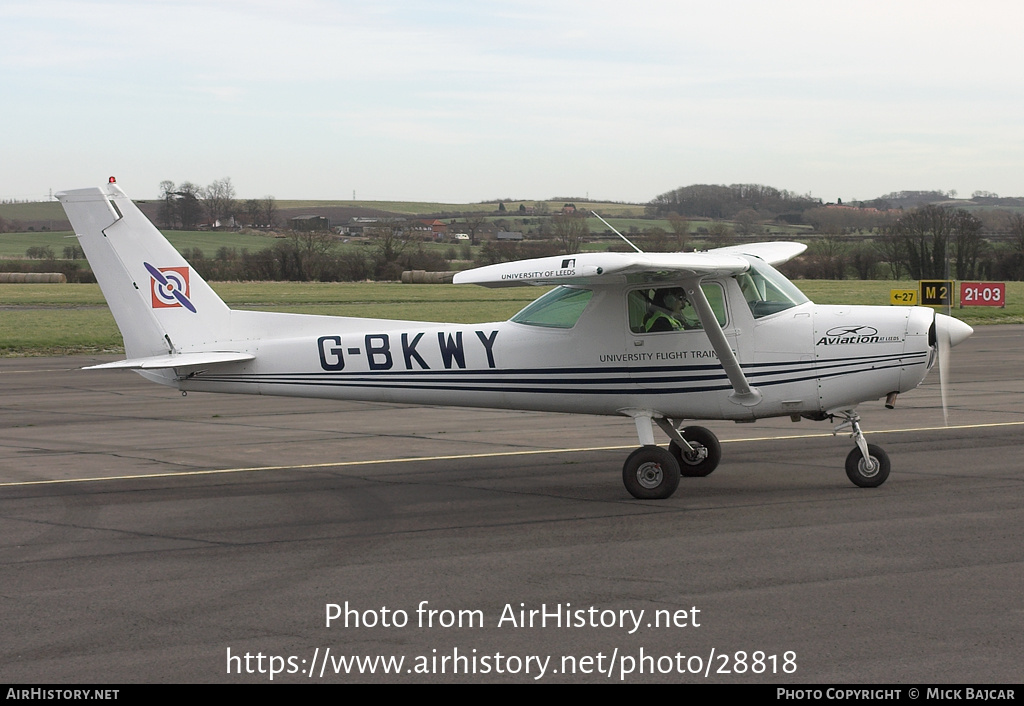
{"left": 592, "top": 212, "right": 643, "bottom": 253}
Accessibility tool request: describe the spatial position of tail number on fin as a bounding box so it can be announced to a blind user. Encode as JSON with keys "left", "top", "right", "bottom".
{"left": 145, "top": 263, "right": 196, "bottom": 313}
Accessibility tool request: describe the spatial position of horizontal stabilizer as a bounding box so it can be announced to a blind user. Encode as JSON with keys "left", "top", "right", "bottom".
{"left": 84, "top": 351, "right": 255, "bottom": 370}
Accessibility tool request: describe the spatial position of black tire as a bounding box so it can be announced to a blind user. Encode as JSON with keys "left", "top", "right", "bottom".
{"left": 669, "top": 426, "right": 722, "bottom": 477}
{"left": 623, "top": 446, "right": 681, "bottom": 499}
{"left": 845, "top": 444, "right": 890, "bottom": 488}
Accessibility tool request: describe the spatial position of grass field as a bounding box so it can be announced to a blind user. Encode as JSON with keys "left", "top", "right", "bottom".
{"left": 0, "top": 201, "right": 66, "bottom": 221}
{"left": 0, "top": 230, "right": 283, "bottom": 259}
{"left": 1, "top": 280, "right": 1018, "bottom": 356}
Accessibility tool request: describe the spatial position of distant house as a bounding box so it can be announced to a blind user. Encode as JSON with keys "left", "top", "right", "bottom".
{"left": 561, "top": 203, "right": 577, "bottom": 214}
{"left": 417, "top": 219, "right": 448, "bottom": 240}
{"left": 199, "top": 216, "right": 236, "bottom": 230}
{"left": 341, "top": 217, "right": 382, "bottom": 236}
{"left": 291, "top": 215, "right": 330, "bottom": 232}
{"left": 496, "top": 231, "right": 524, "bottom": 241}
{"left": 824, "top": 204, "right": 886, "bottom": 215}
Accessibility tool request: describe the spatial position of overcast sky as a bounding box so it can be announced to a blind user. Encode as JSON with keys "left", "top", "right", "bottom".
{"left": 3, "top": 0, "right": 1022, "bottom": 204}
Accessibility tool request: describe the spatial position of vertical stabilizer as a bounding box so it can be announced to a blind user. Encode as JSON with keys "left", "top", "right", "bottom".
{"left": 56, "top": 182, "right": 233, "bottom": 359}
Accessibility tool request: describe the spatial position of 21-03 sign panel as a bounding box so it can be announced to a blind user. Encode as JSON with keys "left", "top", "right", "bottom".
{"left": 959, "top": 282, "right": 1005, "bottom": 307}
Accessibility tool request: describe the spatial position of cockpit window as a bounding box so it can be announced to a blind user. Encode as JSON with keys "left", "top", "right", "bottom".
{"left": 735, "top": 257, "right": 810, "bottom": 319}
{"left": 510, "top": 286, "right": 593, "bottom": 328}
{"left": 628, "top": 284, "right": 726, "bottom": 334}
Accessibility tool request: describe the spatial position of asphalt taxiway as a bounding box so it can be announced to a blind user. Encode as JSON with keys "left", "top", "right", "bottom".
{"left": 1, "top": 326, "right": 1021, "bottom": 683}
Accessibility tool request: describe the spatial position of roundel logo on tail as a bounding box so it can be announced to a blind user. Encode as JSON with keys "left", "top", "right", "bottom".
{"left": 145, "top": 262, "right": 196, "bottom": 313}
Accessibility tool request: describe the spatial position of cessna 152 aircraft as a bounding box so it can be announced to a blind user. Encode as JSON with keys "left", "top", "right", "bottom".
{"left": 56, "top": 180, "right": 973, "bottom": 499}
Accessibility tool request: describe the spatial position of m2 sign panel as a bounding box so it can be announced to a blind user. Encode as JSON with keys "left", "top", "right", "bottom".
{"left": 919, "top": 280, "right": 953, "bottom": 306}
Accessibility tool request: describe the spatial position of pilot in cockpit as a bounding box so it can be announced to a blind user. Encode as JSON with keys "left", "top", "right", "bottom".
{"left": 644, "top": 288, "right": 699, "bottom": 332}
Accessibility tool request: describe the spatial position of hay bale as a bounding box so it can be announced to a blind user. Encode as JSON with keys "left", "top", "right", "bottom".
{"left": 0, "top": 272, "right": 67, "bottom": 283}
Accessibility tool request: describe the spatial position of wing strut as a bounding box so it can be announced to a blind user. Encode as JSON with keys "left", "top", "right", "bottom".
{"left": 684, "top": 277, "right": 761, "bottom": 407}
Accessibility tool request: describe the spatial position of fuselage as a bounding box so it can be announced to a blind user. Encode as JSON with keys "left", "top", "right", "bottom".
{"left": 169, "top": 274, "right": 937, "bottom": 422}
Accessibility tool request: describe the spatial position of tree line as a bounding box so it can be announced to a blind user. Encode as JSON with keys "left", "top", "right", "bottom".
{"left": 784, "top": 206, "right": 1024, "bottom": 281}
{"left": 157, "top": 178, "right": 278, "bottom": 230}
{"left": 10, "top": 178, "right": 1024, "bottom": 283}
{"left": 649, "top": 183, "right": 821, "bottom": 219}
{"left": 177, "top": 222, "right": 450, "bottom": 283}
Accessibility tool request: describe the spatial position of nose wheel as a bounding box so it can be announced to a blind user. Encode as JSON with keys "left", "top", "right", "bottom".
{"left": 845, "top": 444, "right": 890, "bottom": 487}
{"left": 835, "top": 411, "right": 891, "bottom": 488}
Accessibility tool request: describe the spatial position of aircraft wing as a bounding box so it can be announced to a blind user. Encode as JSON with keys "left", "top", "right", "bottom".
{"left": 706, "top": 241, "right": 807, "bottom": 267}
{"left": 453, "top": 242, "right": 806, "bottom": 287}
{"left": 83, "top": 351, "right": 255, "bottom": 370}
{"left": 452, "top": 251, "right": 751, "bottom": 287}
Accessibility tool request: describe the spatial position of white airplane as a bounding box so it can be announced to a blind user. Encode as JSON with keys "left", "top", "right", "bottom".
{"left": 56, "top": 180, "right": 973, "bottom": 499}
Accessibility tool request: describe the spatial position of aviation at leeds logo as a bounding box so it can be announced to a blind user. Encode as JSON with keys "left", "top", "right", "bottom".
{"left": 145, "top": 262, "right": 197, "bottom": 313}
{"left": 817, "top": 325, "right": 901, "bottom": 346}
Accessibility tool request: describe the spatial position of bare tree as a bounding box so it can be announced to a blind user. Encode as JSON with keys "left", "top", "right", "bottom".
{"left": 874, "top": 231, "right": 906, "bottom": 280}
{"left": 263, "top": 196, "right": 279, "bottom": 229}
{"left": 244, "top": 199, "right": 263, "bottom": 227}
{"left": 889, "top": 205, "right": 953, "bottom": 279}
{"left": 849, "top": 242, "right": 881, "bottom": 280}
{"left": 288, "top": 229, "right": 338, "bottom": 281}
{"left": 806, "top": 237, "right": 848, "bottom": 279}
{"left": 951, "top": 209, "right": 984, "bottom": 280}
{"left": 734, "top": 208, "right": 760, "bottom": 236}
{"left": 368, "top": 220, "right": 409, "bottom": 279}
{"left": 667, "top": 213, "right": 690, "bottom": 251}
{"left": 158, "top": 181, "right": 178, "bottom": 228}
{"left": 889, "top": 205, "right": 981, "bottom": 280}
{"left": 639, "top": 226, "right": 670, "bottom": 252}
{"left": 26, "top": 246, "right": 56, "bottom": 260}
{"left": 203, "top": 177, "right": 237, "bottom": 228}
{"left": 1006, "top": 213, "right": 1024, "bottom": 280}
{"left": 707, "top": 221, "right": 733, "bottom": 248}
{"left": 464, "top": 216, "right": 487, "bottom": 246}
{"left": 552, "top": 211, "right": 589, "bottom": 254}
{"left": 175, "top": 182, "right": 203, "bottom": 230}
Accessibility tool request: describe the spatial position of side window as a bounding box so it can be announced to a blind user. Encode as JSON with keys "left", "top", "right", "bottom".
{"left": 628, "top": 284, "right": 726, "bottom": 334}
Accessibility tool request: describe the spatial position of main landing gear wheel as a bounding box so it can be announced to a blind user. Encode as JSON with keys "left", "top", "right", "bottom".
{"left": 623, "top": 445, "right": 681, "bottom": 499}
{"left": 845, "top": 444, "right": 890, "bottom": 488}
{"left": 669, "top": 426, "right": 722, "bottom": 477}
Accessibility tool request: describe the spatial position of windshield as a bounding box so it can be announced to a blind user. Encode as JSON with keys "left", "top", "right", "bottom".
{"left": 510, "top": 286, "right": 593, "bottom": 328}
{"left": 735, "top": 258, "right": 810, "bottom": 319}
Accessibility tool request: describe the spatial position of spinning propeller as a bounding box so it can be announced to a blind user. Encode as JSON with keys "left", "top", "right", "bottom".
{"left": 933, "top": 314, "right": 973, "bottom": 425}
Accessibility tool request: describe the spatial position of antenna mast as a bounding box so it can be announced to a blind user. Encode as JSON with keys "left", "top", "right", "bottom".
{"left": 592, "top": 212, "right": 643, "bottom": 253}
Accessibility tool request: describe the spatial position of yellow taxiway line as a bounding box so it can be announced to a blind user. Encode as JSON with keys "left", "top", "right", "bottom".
{"left": 3, "top": 420, "right": 1023, "bottom": 488}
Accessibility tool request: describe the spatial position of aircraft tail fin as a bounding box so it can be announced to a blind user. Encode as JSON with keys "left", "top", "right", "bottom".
{"left": 56, "top": 181, "right": 233, "bottom": 360}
